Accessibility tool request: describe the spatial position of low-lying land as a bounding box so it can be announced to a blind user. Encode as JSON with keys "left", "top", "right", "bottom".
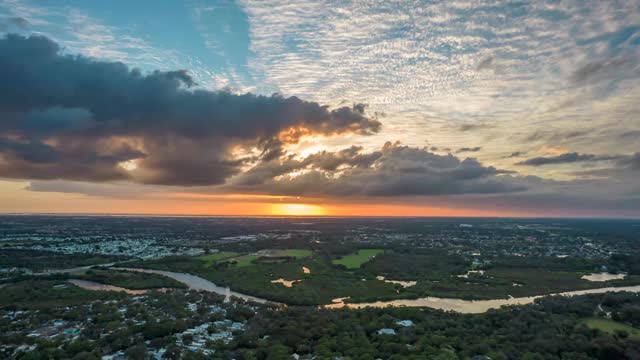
{"left": 3, "top": 278, "right": 639, "bottom": 359}
{"left": 126, "top": 247, "right": 640, "bottom": 305}
{"left": 195, "top": 251, "right": 239, "bottom": 266}
{"left": 3, "top": 217, "right": 640, "bottom": 359}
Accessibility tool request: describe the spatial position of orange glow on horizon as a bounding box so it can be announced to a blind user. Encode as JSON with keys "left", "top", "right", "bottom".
{"left": 268, "top": 203, "right": 328, "bottom": 216}
{"left": 3, "top": 180, "right": 615, "bottom": 218}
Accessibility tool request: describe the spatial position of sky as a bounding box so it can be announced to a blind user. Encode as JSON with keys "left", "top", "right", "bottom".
{"left": 0, "top": 0, "right": 638, "bottom": 217}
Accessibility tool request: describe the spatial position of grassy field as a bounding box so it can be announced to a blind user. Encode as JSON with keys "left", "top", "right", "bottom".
{"left": 197, "top": 252, "right": 239, "bottom": 266}
{"left": 218, "top": 250, "right": 312, "bottom": 267}
{"left": 333, "top": 249, "right": 384, "bottom": 269}
{"left": 581, "top": 318, "right": 640, "bottom": 340}
{"left": 272, "top": 249, "right": 313, "bottom": 258}
{"left": 227, "top": 255, "right": 259, "bottom": 267}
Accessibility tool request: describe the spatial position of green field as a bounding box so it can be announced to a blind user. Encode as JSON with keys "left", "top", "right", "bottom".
{"left": 273, "top": 249, "right": 313, "bottom": 258}
{"left": 197, "top": 252, "right": 239, "bottom": 266}
{"left": 228, "top": 255, "right": 259, "bottom": 267}
{"left": 218, "top": 250, "right": 312, "bottom": 267}
{"left": 332, "top": 249, "right": 384, "bottom": 269}
{"left": 581, "top": 318, "right": 640, "bottom": 340}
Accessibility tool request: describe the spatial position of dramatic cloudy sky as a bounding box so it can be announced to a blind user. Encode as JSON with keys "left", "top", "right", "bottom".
{"left": 0, "top": 0, "right": 638, "bottom": 217}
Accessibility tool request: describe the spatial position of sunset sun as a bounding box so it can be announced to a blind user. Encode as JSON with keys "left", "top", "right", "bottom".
{"left": 269, "top": 203, "right": 327, "bottom": 216}
{"left": 1, "top": 1, "right": 639, "bottom": 358}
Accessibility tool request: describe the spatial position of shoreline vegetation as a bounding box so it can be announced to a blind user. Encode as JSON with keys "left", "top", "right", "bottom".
{"left": 2, "top": 216, "right": 640, "bottom": 359}
{"left": 121, "top": 247, "right": 640, "bottom": 306}
{"left": 5, "top": 248, "right": 640, "bottom": 307}
{"left": 3, "top": 277, "right": 639, "bottom": 359}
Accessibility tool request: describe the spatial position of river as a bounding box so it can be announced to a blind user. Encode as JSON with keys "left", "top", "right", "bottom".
{"left": 72, "top": 267, "right": 640, "bottom": 313}
{"left": 113, "top": 267, "right": 277, "bottom": 304}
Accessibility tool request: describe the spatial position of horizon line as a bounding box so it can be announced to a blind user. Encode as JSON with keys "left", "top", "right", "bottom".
{"left": 1, "top": 212, "right": 638, "bottom": 220}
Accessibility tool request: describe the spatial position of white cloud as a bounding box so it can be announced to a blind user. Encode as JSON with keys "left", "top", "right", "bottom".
{"left": 240, "top": 0, "right": 640, "bottom": 175}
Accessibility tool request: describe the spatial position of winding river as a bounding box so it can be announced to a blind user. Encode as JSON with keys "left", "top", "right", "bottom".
{"left": 113, "top": 267, "right": 276, "bottom": 304}
{"left": 68, "top": 266, "right": 640, "bottom": 314}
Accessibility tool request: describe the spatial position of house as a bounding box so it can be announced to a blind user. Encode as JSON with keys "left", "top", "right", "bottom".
{"left": 377, "top": 328, "right": 396, "bottom": 335}
{"left": 396, "top": 320, "right": 413, "bottom": 327}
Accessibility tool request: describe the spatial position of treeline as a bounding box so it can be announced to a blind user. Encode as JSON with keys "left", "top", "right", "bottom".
{"left": 0, "top": 249, "right": 121, "bottom": 272}
{"left": 76, "top": 268, "right": 187, "bottom": 290}
{"left": 219, "top": 292, "right": 640, "bottom": 360}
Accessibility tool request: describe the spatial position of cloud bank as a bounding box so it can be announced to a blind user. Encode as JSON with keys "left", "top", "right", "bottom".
{"left": 0, "top": 34, "right": 380, "bottom": 186}
{"left": 231, "top": 142, "right": 523, "bottom": 197}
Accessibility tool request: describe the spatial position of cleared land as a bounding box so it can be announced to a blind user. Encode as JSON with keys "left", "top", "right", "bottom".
{"left": 332, "top": 249, "right": 384, "bottom": 269}
{"left": 219, "top": 250, "right": 312, "bottom": 268}
{"left": 196, "top": 252, "right": 239, "bottom": 266}
{"left": 581, "top": 318, "right": 640, "bottom": 340}
{"left": 226, "top": 255, "right": 259, "bottom": 268}
{"left": 271, "top": 249, "right": 312, "bottom": 258}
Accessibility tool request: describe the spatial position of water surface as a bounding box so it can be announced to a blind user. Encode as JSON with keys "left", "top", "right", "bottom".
{"left": 325, "top": 285, "right": 640, "bottom": 313}
{"left": 116, "top": 267, "right": 276, "bottom": 304}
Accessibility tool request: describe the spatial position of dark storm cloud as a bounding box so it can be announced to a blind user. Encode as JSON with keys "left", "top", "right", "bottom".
{"left": 231, "top": 142, "right": 523, "bottom": 197}
{"left": 0, "top": 138, "right": 62, "bottom": 164}
{"left": 0, "top": 34, "right": 380, "bottom": 185}
{"left": 516, "top": 152, "right": 623, "bottom": 166}
{"left": 456, "top": 147, "right": 482, "bottom": 153}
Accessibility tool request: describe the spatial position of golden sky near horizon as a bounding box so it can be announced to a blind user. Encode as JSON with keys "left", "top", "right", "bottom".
{"left": 0, "top": 179, "right": 603, "bottom": 218}
{"left": 1, "top": 1, "right": 639, "bottom": 218}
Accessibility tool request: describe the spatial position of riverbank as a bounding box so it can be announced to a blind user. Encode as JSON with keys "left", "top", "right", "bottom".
{"left": 112, "top": 267, "right": 640, "bottom": 314}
